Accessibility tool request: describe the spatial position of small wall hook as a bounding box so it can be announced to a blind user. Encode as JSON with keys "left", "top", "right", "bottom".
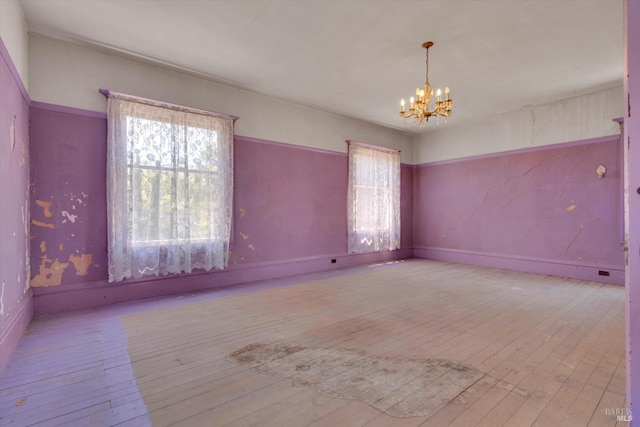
{"left": 596, "top": 164, "right": 606, "bottom": 178}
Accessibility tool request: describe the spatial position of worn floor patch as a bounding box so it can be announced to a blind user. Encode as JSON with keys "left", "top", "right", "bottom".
{"left": 228, "top": 342, "right": 527, "bottom": 418}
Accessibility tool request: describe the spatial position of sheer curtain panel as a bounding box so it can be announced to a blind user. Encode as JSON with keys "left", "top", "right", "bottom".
{"left": 106, "top": 94, "right": 235, "bottom": 282}
{"left": 347, "top": 142, "right": 400, "bottom": 254}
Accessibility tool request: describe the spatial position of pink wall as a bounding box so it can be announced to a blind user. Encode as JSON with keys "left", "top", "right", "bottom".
{"left": 28, "top": 106, "right": 414, "bottom": 313}
{"left": 0, "top": 39, "right": 31, "bottom": 370}
{"left": 231, "top": 137, "right": 349, "bottom": 264}
{"left": 28, "top": 98, "right": 625, "bottom": 315}
{"left": 414, "top": 136, "right": 624, "bottom": 284}
{"left": 232, "top": 137, "right": 414, "bottom": 264}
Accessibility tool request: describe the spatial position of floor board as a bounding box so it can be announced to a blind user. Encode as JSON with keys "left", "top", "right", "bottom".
{"left": 0, "top": 260, "right": 626, "bottom": 426}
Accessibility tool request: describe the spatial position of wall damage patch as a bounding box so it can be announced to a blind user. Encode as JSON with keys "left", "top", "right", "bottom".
{"left": 35, "top": 200, "right": 53, "bottom": 218}
{"left": 0, "top": 280, "right": 5, "bottom": 317}
{"left": 68, "top": 254, "right": 99, "bottom": 276}
{"left": 61, "top": 210, "right": 78, "bottom": 223}
{"left": 31, "top": 255, "right": 69, "bottom": 287}
{"left": 23, "top": 196, "right": 30, "bottom": 292}
{"left": 31, "top": 220, "right": 55, "bottom": 229}
{"left": 10, "top": 115, "right": 16, "bottom": 151}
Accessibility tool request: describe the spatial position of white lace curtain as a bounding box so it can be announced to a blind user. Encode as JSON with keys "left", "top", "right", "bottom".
{"left": 106, "top": 94, "right": 234, "bottom": 282}
{"left": 347, "top": 142, "right": 400, "bottom": 253}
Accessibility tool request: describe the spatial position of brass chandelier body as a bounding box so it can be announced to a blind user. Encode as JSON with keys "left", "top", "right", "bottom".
{"left": 400, "top": 42, "right": 452, "bottom": 127}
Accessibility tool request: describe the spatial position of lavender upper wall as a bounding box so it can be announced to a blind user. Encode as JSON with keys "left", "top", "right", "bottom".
{"left": 414, "top": 136, "right": 624, "bottom": 283}
{"left": 0, "top": 38, "right": 31, "bottom": 369}
{"left": 28, "top": 105, "right": 413, "bottom": 311}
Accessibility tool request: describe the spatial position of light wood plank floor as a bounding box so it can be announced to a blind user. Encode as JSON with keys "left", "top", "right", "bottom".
{"left": 0, "top": 260, "right": 627, "bottom": 426}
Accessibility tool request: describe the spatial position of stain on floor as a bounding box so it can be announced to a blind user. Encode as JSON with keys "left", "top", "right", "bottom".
{"left": 228, "top": 342, "right": 529, "bottom": 418}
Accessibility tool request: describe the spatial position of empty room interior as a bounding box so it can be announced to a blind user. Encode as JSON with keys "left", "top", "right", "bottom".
{"left": 1, "top": 0, "right": 639, "bottom": 426}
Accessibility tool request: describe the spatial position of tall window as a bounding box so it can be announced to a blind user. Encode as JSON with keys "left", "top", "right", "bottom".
{"left": 347, "top": 142, "right": 400, "bottom": 253}
{"left": 106, "top": 93, "right": 235, "bottom": 282}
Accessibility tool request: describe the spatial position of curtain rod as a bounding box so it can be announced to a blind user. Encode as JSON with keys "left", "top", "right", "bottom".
{"left": 99, "top": 89, "right": 239, "bottom": 122}
{"left": 346, "top": 140, "right": 401, "bottom": 154}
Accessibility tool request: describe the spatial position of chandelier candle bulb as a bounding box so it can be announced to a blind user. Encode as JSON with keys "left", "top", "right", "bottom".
{"left": 401, "top": 99, "right": 405, "bottom": 112}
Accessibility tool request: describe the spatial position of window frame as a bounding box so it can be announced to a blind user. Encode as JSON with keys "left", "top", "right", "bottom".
{"left": 103, "top": 90, "right": 238, "bottom": 282}
{"left": 347, "top": 140, "right": 401, "bottom": 254}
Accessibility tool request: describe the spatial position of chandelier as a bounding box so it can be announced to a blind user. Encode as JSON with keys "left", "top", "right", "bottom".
{"left": 400, "top": 41, "right": 452, "bottom": 127}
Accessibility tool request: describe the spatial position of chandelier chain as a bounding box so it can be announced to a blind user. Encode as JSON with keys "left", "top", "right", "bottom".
{"left": 425, "top": 47, "right": 429, "bottom": 84}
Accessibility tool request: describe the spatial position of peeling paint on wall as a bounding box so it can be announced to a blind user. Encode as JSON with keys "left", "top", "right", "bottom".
{"left": 248, "top": 244, "right": 256, "bottom": 251}
{"left": 0, "top": 280, "right": 5, "bottom": 317}
{"left": 39, "top": 241, "right": 46, "bottom": 253}
{"left": 20, "top": 147, "right": 28, "bottom": 167}
{"left": 239, "top": 208, "right": 246, "bottom": 218}
{"left": 31, "top": 255, "right": 70, "bottom": 287}
{"left": 68, "top": 254, "right": 99, "bottom": 276}
{"left": 59, "top": 243, "right": 64, "bottom": 251}
{"left": 31, "top": 219, "right": 55, "bottom": 229}
{"left": 68, "top": 192, "right": 88, "bottom": 206}
{"left": 10, "top": 115, "right": 16, "bottom": 151}
{"left": 35, "top": 199, "right": 53, "bottom": 218}
{"left": 22, "top": 203, "right": 27, "bottom": 232}
{"left": 239, "top": 232, "right": 249, "bottom": 240}
{"left": 24, "top": 195, "right": 30, "bottom": 292}
{"left": 61, "top": 210, "right": 78, "bottom": 223}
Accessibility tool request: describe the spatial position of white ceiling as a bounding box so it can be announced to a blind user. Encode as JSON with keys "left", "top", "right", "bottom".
{"left": 20, "top": 0, "right": 623, "bottom": 135}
